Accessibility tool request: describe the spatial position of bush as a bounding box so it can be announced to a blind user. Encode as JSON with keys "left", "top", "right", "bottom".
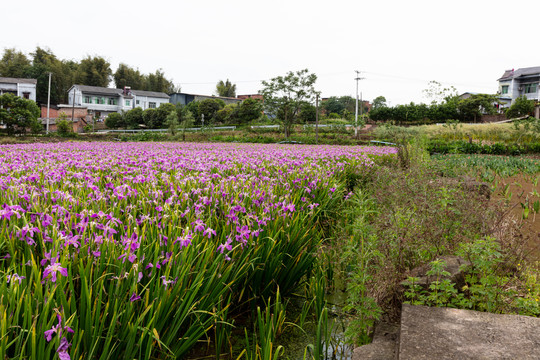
{"left": 506, "top": 96, "right": 535, "bottom": 119}
{"left": 56, "top": 114, "right": 73, "bottom": 137}
{"left": 105, "top": 113, "right": 123, "bottom": 129}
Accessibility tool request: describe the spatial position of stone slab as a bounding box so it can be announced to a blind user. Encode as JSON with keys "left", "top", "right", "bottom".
{"left": 352, "top": 322, "right": 399, "bottom": 360}
{"left": 399, "top": 304, "right": 540, "bottom": 359}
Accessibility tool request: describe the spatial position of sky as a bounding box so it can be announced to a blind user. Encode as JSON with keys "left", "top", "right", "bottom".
{"left": 3, "top": 0, "right": 540, "bottom": 105}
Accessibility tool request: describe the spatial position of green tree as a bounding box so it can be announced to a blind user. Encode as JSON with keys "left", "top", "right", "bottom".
{"left": 114, "top": 63, "right": 144, "bottom": 90}
{"left": 237, "top": 98, "right": 262, "bottom": 124}
{"left": 0, "top": 93, "right": 40, "bottom": 135}
{"left": 142, "top": 108, "right": 158, "bottom": 128}
{"left": 260, "top": 69, "right": 318, "bottom": 138}
{"left": 155, "top": 103, "right": 177, "bottom": 128}
{"left": 298, "top": 102, "right": 316, "bottom": 123}
{"left": 372, "top": 96, "right": 387, "bottom": 110}
{"left": 198, "top": 99, "right": 223, "bottom": 126}
{"left": 457, "top": 94, "right": 498, "bottom": 122}
{"left": 179, "top": 108, "right": 195, "bottom": 141}
{"left": 105, "top": 112, "right": 123, "bottom": 129}
{"left": 215, "top": 103, "right": 238, "bottom": 124}
{"left": 74, "top": 56, "right": 112, "bottom": 87}
{"left": 124, "top": 107, "right": 144, "bottom": 129}
{"left": 423, "top": 80, "right": 458, "bottom": 105}
{"left": 506, "top": 96, "right": 536, "bottom": 119}
{"left": 216, "top": 79, "right": 236, "bottom": 97}
{"left": 144, "top": 69, "right": 175, "bottom": 93}
{"left": 164, "top": 111, "right": 179, "bottom": 136}
{"left": 322, "top": 97, "right": 345, "bottom": 115}
{"left": 0, "top": 48, "right": 31, "bottom": 78}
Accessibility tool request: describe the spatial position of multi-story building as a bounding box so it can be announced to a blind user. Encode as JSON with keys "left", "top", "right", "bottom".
{"left": 169, "top": 92, "right": 242, "bottom": 106}
{"left": 0, "top": 77, "right": 37, "bottom": 101}
{"left": 498, "top": 67, "right": 540, "bottom": 108}
{"left": 67, "top": 85, "right": 170, "bottom": 119}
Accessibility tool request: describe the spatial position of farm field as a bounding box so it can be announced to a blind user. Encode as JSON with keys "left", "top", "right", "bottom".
{"left": 0, "top": 142, "right": 395, "bottom": 359}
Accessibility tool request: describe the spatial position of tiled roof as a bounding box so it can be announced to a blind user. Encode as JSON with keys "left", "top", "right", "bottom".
{"left": 74, "top": 85, "right": 123, "bottom": 96}
{"left": 498, "top": 67, "right": 540, "bottom": 80}
{"left": 131, "top": 90, "right": 170, "bottom": 99}
{"left": 0, "top": 77, "right": 37, "bottom": 84}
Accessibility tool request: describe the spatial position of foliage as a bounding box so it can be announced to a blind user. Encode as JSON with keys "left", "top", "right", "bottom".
{"left": 371, "top": 96, "right": 387, "bottom": 110}
{"left": 155, "top": 103, "right": 177, "bottom": 128}
{"left": 0, "top": 93, "right": 40, "bottom": 135}
{"left": 0, "top": 48, "right": 31, "bottom": 78}
{"left": 298, "top": 102, "right": 316, "bottom": 123}
{"left": 145, "top": 69, "right": 176, "bottom": 93}
{"left": 215, "top": 103, "right": 238, "bottom": 124}
{"left": 260, "top": 69, "right": 318, "bottom": 138}
{"left": 457, "top": 94, "right": 498, "bottom": 122}
{"left": 113, "top": 63, "right": 145, "bottom": 90}
{"left": 0, "top": 142, "right": 391, "bottom": 359}
{"left": 74, "top": 55, "right": 112, "bottom": 87}
{"left": 142, "top": 108, "right": 158, "bottom": 129}
{"left": 105, "top": 112, "right": 123, "bottom": 129}
{"left": 405, "top": 238, "right": 539, "bottom": 316}
{"left": 237, "top": 98, "right": 263, "bottom": 124}
{"left": 369, "top": 101, "right": 460, "bottom": 124}
{"left": 164, "top": 111, "right": 179, "bottom": 136}
{"left": 506, "top": 96, "right": 536, "bottom": 119}
{"left": 124, "top": 107, "right": 144, "bottom": 129}
{"left": 178, "top": 108, "right": 195, "bottom": 141}
{"left": 216, "top": 79, "right": 236, "bottom": 97}
{"left": 422, "top": 80, "right": 458, "bottom": 105}
{"left": 56, "top": 113, "right": 73, "bottom": 136}
{"left": 198, "top": 99, "right": 223, "bottom": 125}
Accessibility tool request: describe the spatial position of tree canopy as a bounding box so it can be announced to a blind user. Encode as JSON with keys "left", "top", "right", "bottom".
{"left": 260, "top": 69, "right": 318, "bottom": 137}
{"left": 216, "top": 79, "right": 236, "bottom": 97}
{"left": 0, "top": 93, "right": 41, "bottom": 135}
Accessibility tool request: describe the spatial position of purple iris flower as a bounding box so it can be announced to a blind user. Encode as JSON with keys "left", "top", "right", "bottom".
{"left": 43, "top": 263, "right": 68, "bottom": 283}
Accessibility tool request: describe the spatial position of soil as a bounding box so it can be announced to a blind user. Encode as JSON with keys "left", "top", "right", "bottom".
{"left": 492, "top": 174, "right": 540, "bottom": 261}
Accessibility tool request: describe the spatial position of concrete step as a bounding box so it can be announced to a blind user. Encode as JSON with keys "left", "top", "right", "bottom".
{"left": 351, "top": 322, "right": 400, "bottom": 360}
{"left": 398, "top": 304, "right": 540, "bottom": 360}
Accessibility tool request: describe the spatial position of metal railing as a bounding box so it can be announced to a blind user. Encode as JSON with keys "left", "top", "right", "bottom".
{"left": 97, "top": 126, "right": 236, "bottom": 134}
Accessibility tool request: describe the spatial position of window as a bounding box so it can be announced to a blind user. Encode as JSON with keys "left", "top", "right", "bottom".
{"left": 149, "top": 102, "right": 156, "bottom": 109}
{"left": 22, "top": 92, "right": 30, "bottom": 99}
{"left": 525, "top": 83, "right": 537, "bottom": 94}
{"left": 501, "top": 85, "right": 509, "bottom": 94}
{"left": 108, "top": 98, "right": 117, "bottom": 105}
{"left": 84, "top": 96, "right": 91, "bottom": 104}
{"left": 125, "top": 100, "right": 131, "bottom": 106}
{"left": 136, "top": 100, "right": 140, "bottom": 105}
{"left": 94, "top": 97, "right": 105, "bottom": 105}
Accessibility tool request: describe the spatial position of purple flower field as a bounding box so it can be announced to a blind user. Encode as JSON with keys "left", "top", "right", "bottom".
{"left": 0, "top": 142, "right": 396, "bottom": 359}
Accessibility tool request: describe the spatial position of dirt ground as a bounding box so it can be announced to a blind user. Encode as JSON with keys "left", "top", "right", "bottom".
{"left": 492, "top": 174, "right": 540, "bottom": 260}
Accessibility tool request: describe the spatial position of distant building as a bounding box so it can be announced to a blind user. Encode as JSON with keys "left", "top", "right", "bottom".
{"left": 237, "top": 94, "right": 263, "bottom": 101}
{"left": 0, "top": 77, "right": 37, "bottom": 101}
{"left": 67, "top": 85, "right": 169, "bottom": 119}
{"left": 169, "top": 92, "right": 242, "bottom": 106}
{"left": 498, "top": 67, "right": 540, "bottom": 108}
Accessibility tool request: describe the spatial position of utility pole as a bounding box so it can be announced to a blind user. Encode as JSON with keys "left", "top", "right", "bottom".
{"left": 71, "top": 88, "right": 76, "bottom": 124}
{"left": 354, "top": 70, "right": 365, "bottom": 138}
{"left": 315, "top": 93, "right": 319, "bottom": 144}
{"left": 46, "top": 72, "right": 52, "bottom": 134}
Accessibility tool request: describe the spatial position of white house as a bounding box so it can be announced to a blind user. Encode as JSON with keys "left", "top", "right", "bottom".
{"left": 498, "top": 67, "right": 540, "bottom": 108}
{"left": 67, "top": 85, "right": 170, "bottom": 119}
{"left": 0, "top": 77, "right": 37, "bottom": 101}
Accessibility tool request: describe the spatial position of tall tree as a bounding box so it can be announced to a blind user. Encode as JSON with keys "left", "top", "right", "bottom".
{"left": 74, "top": 56, "right": 112, "bottom": 87}
{"left": 0, "top": 48, "right": 31, "bottom": 78}
{"left": 0, "top": 93, "right": 41, "bottom": 135}
{"left": 260, "top": 69, "right": 318, "bottom": 138}
{"left": 144, "top": 69, "right": 175, "bottom": 93}
{"left": 26, "top": 47, "right": 76, "bottom": 104}
{"left": 371, "top": 96, "right": 387, "bottom": 110}
{"left": 216, "top": 79, "right": 236, "bottom": 97}
{"left": 114, "top": 63, "right": 144, "bottom": 89}
{"left": 423, "top": 80, "right": 458, "bottom": 105}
